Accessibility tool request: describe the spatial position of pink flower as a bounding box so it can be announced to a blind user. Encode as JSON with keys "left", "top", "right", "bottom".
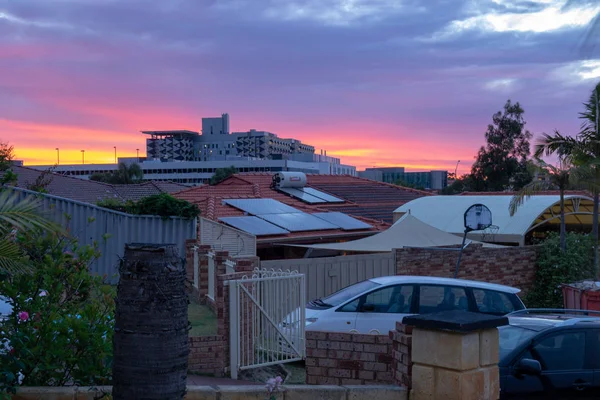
{"left": 39, "top": 290, "right": 48, "bottom": 297}
{"left": 18, "top": 311, "right": 29, "bottom": 322}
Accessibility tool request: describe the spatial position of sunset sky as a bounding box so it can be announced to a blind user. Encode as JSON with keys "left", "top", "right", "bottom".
{"left": 2, "top": 0, "right": 600, "bottom": 174}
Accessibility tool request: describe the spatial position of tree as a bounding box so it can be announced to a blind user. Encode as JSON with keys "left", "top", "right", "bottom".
{"left": 210, "top": 166, "right": 237, "bottom": 185}
{"left": 0, "top": 142, "right": 17, "bottom": 187}
{"left": 90, "top": 163, "right": 143, "bottom": 184}
{"left": 509, "top": 159, "right": 573, "bottom": 251}
{"left": 470, "top": 100, "right": 533, "bottom": 191}
{"left": 97, "top": 193, "right": 200, "bottom": 220}
{"left": 25, "top": 165, "right": 56, "bottom": 193}
{"left": 534, "top": 82, "right": 600, "bottom": 275}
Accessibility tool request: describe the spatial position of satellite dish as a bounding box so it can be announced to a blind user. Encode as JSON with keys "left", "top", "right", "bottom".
{"left": 464, "top": 204, "right": 492, "bottom": 232}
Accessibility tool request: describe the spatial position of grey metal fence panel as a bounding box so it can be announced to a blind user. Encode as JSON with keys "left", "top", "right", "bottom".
{"left": 260, "top": 252, "right": 396, "bottom": 300}
{"left": 7, "top": 187, "right": 197, "bottom": 282}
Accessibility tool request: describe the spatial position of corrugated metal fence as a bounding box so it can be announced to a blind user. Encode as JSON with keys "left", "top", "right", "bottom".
{"left": 9, "top": 187, "right": 197, "bottom": 282}
{"left": 260, "top": 252, "right": 396, "bottom": 300}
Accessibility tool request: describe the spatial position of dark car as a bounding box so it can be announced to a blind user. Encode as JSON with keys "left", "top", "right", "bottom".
{"left": 499, "top": 309, "right": 600, "bottom": 399}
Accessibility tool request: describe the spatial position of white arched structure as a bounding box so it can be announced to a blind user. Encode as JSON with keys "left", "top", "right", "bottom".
{"left": 394, "top": 195, "right": 594, "bottom": 246}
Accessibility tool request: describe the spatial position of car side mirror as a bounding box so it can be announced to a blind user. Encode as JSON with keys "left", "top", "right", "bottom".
{"left": 361, "top": 304, "right": 375, "bottom": 312}
{"left": 515, "top": 358, "right": 542, "bottom": 376}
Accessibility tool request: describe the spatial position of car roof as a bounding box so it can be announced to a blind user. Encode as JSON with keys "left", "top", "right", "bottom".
{"left": 508, "top": 314, "right": 600, "bottom": 331}
{"left": 368, "top": 275, "right": 521, "bottom": 293}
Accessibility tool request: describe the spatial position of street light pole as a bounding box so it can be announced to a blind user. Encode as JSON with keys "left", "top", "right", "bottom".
{"left": 114, "top": 146, "right": 117, "bottom": 164}
{"left": 55, "top": 148, "right": 59, "bottom": 165}
{"left": 81, "top": 150, "right": 85, "bottom": 164}
{"left": 136, "top": 148, "right": 139, "bottom": 162}
{"left": 454, "top": 160, "right": 460, "bottom": 179}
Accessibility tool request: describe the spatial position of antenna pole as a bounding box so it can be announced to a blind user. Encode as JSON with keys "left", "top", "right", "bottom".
{"left": 453, "top": 229, "right": 469, "bottom": 279}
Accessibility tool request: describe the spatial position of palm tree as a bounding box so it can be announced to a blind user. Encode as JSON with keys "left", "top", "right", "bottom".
{"left": 114, "top": 162, "right": 143, "bottom": 184}
{"left": 0, "top": 189, "right": 63, "bottom": 275}
{"left": 509, "top": 159, "right": 572, "bottom": 251}
{"left": 90, "top": 163, "right": 143, "bottom": 184}
{"left": 535, "top": 83, "right": 600, "bottom": 273}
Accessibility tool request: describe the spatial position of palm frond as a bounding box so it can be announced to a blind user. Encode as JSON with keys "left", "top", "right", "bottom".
{"left": 509, "top": 180, "right": 554, "bottom": 216}
{"left": 0, "top": 238, "right": 31, "bottom": 275}
{"left": 0, "top": 189, "right": 63, "bottom": 235}
{"left": 534, "top": 130, "right": 580, "bottom": 159}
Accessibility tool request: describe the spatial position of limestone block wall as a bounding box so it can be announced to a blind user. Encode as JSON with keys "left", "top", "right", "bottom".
{"left": 410, "top": 327, "right": 500, "bottom": 400}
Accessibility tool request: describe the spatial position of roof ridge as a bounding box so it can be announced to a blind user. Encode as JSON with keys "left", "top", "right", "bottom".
{"left": 15, "top": 165, "right": 117, "bottom": 189}
{"left": 344, "top": 176, "right": 435, "bottom": 196}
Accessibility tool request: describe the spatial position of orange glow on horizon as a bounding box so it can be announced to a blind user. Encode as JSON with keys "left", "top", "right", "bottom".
{"left": 6, "top": 116, "right": 473, "bottom": 174}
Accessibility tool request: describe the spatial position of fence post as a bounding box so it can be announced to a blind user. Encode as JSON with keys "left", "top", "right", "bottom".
{"left": 208, "top": 251, "right": 215, "bottom": 300}
{"left": 193, "top": 245, "right": 199, "bottom": 289}
{"left": 229, "top": 280, "right": 240, "bottom": 380}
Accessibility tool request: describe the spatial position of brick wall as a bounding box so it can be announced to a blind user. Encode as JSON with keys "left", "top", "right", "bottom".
{"left": 390, "top": 322, "right": 413, "bottom": 388}
{"left": 305, "top": 331, "right": 394, "bottom": 385}
{"left": 188, "top": 335, "right": 226, "bottom": 374}
{"left": 396, "top": 244, "right": 538, "bottom": 295}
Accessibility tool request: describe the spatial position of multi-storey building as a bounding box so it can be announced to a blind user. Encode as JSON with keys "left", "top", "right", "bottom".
{"left": 32, "top": 157, "right": 356, "bottom": 186}
{"left": 358, "top": 167, "right": 448, "bottom": 190}
{"left": 31, "top": 113, "right": 356, "bottom": 185}
{"left": 144, "top": 114, "right": 316, "bottom": 162}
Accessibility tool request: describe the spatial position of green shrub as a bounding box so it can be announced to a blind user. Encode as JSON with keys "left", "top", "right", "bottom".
{"left": 96, "top": 198, "right": 136, "bottom": 214}
{"left": 97, "top": 193, "right": 199, "bottom": 220}
{"left": 0, "top": 231, "right": 114, "bottom": 394}
{"left": 525, "top": 232, "right": 595, "bottom": 308}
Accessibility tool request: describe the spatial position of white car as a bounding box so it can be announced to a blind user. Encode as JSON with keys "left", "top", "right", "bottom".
{"left": 303, "top": 276, "right": 525, "bottom": 334}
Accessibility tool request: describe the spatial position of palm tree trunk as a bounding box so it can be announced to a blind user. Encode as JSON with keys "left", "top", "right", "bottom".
{"left": 112, "top": 244, "right": 189, "bottom": 400}
{"left": 594, "top": 188, "right": 599, "bottom": 278}
{"left": 560, "top": 189, "right": 566, "bottom": 252}
{"left": 596, "top": 91, "right": 600, "bottom": 278}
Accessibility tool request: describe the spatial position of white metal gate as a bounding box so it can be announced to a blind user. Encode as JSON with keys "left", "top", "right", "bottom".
{"left": 228, "top": 268, "right": 306, "bottom": 379}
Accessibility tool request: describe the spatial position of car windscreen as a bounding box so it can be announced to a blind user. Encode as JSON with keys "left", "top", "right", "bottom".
{"left": 498, "top": 325, "right": 538, "bottom": 359}
{"left": 319, "top": 280, "right": 381, "bottom": 307}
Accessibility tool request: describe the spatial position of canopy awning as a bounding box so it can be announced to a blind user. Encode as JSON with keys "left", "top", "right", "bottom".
{"left": 394, "top": 195, "right": 594, "bottom": 245}
{"left": 284, "top": 213, "right": 499, "bottom": 252}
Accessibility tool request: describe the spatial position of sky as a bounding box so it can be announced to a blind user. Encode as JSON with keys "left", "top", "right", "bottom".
{"left": 2, "top": 0, "right": 600, "bottom": 174}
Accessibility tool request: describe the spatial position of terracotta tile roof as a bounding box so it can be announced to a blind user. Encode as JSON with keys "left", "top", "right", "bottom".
{"left": 6, "top": 165, "right": 188, "bottom": 204}
{"left": 173, "top": 173, "right": 431, "bottom": 241}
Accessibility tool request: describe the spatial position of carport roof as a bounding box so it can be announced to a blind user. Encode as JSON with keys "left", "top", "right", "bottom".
{"left": 394, "top": 195, "right": 594, "bottom": 245}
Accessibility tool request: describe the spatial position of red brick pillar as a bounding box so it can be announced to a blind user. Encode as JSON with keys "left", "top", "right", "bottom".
{"left": 234, "top": 256, "right": 260, "bottom": 274}
{"left": 185, "top": 239, "right": 197, "bottom": 287}
{"left": 391, "top": 322, "right": 413, "bottom": 388}
{"left": 196, "top": 245, "right": 211, "bottom": 302}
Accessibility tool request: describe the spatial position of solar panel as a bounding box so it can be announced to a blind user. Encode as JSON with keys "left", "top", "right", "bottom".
{"left": 219, "top": 216, "right": 290, "bottom": 236}
{"left": 302, "top": 187, "right": 344, "bottom": 203}
{"left": 313, "top": 212, "right": 373, "bottom": 231}
{"left": 223, "top": 199, "right": 301, "bottom": 215}
{"left": 278, "top": 187, "right": 327, "bottom": 204}
{"left": 259, "top": 213, "right": 338, "bottom": 232}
